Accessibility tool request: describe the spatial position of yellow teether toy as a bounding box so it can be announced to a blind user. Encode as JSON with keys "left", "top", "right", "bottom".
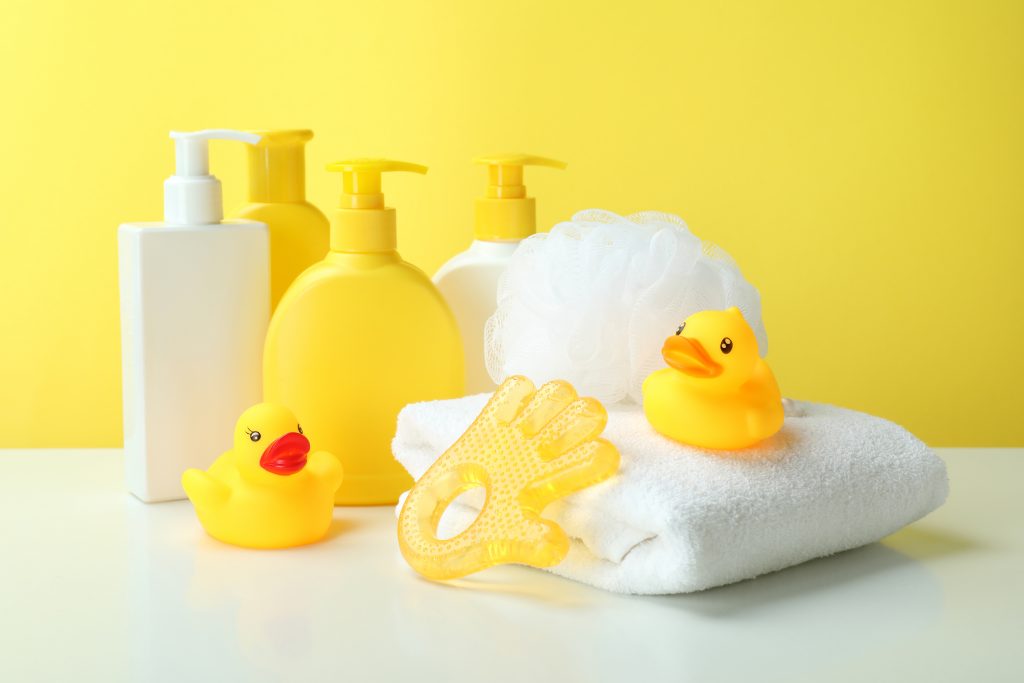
{"left": 398, "top": 376, "right": 620, "bottom": 580}
{"left": 182, "top": 403, "right": 344, "bottom": 549}
{"left": 642, "top": 307, "right": 784, "bottom": 450}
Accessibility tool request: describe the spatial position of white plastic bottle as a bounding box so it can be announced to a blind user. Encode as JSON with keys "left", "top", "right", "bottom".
{"left": 434, "top": 154, "right": 565, "bottom": 394}
{"left": 119, "top": 130, "right": 270, "bottom": 502}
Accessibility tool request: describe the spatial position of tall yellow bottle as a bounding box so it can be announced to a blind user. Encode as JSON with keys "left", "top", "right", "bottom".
{"left": 263, "top": 159, "right": 464, "bottom": 505}
{"left": 234, "top": 130, "right": 329, "bottom": 309}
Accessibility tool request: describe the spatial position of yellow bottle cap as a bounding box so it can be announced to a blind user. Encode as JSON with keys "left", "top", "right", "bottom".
{"left": 325, "top": 159, "right": 427, "bottom": 253}
{"left": 474, "top": 154, "right": 566, "bottom": 241}
{"left": 246, "top": 129, "right": 313, "bottom": 203}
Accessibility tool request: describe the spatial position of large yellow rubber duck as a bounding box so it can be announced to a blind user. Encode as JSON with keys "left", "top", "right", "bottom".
{"left": 182, "top": 403, "right": 344, "bottom": 548}
{"left": 642, "top": 307, "right": 783, "bottom": 450}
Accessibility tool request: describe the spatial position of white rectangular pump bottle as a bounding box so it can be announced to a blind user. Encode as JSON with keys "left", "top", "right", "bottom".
{"left": 119, "top": 130, "right": 270, "bottom": 502}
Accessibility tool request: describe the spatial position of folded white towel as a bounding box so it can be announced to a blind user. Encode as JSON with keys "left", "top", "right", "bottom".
{"left": 392, "top": 395, "right": 948, "bottom": 595}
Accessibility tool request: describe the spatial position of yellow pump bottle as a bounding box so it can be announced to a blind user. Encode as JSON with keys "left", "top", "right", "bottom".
{"left": 263, "top": 159, "right": 465, "bottom": 505}
{"left": 234, "top": 130, "right": 329, "bottom": 309}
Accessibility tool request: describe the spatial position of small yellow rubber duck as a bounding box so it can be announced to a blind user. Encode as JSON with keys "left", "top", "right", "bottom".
{"left": 182, "top": 403, "right": 344, "bottom": 548}
{"left": 642, "top": 307, "right": 783, "bottom": 450}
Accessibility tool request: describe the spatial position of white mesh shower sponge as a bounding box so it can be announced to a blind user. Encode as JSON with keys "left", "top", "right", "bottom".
{"left": 484, "top": 209, "right": 767, "bottom": 404}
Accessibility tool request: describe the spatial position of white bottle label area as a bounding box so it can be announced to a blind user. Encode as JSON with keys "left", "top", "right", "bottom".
{"left": 434, "top": 240, "right": 520, "bottom": 394}
{"left": 118, "top": 221, "right": 269, "bottom": 502}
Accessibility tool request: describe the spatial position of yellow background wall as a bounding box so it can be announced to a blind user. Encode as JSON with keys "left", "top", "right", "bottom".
{"left": 1, "top": 0, "right": 1021, "bottom": 447}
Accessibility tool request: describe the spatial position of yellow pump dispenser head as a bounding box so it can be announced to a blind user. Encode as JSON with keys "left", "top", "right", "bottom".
{"left": 326, "top": 159, "right": 427, "bottom": 253}
{"left": 474, "top": 154, "right": 566, "bottom": 241}
{"left": 246, "top": 129, "right": 313, "bottom": 203}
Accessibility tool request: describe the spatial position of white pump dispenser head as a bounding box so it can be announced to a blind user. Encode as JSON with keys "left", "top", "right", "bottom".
{"left": 164, "top": 129, "right": 261, "bottom": 225}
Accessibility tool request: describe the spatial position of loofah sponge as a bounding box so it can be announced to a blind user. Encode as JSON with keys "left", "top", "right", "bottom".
{"left": 484, "top": 209, "right": 767, "bottom": 404}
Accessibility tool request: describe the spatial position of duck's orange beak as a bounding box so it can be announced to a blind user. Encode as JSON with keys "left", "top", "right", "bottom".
{"left": 662, "top": 336, "right": 722, "bottom": 378}
{"left": 259, "top": 432, "right": 310, "bottom": 476}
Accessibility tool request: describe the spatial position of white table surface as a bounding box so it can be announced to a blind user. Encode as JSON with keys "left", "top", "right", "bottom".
{"left": 1, "top": 448, "right": 1020, "bottom": 683}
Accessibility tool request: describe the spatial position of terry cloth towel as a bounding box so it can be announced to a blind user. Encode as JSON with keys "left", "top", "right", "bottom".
{"left": 392, "top": 395, "right": 948, "bottom": 595}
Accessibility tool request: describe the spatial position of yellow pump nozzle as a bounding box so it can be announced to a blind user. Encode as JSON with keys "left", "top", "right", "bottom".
{"left": 325, "top": 159, "right": 428, "bottom": 252}
{"left": 254, "top": 129, "right": 314, "bottom": 146}
{"left": 327, "top": 159, "right": 427, "bottom": 209}
{"left": 473, "top": 154, "right": 566, "bottom": 241}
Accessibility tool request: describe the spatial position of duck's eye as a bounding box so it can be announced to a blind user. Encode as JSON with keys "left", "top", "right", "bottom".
{"left": 720, "top": 338, "right": 733, "bottom": 354}
{"left": 249, "top": 431, "right": 261, "bottom": 442}
{"left": 675, "top": 322, "right": 686, "bottom": 336}
{"left": 297, "top": 424, "right": 303, "bottom": 435}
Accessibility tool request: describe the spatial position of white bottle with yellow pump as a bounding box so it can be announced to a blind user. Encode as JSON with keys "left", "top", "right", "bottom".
{"left": 263, "top": 159, "right": 464, "bottom": 505}
{"left": 434, "top": 154, "right": 566, "bottom": 394}
{"left": 119, "top": 129, "right": 270, "bottom": 502}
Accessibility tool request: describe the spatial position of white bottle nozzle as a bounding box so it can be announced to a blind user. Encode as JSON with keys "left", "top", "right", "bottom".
{"left": 164, "top": 129, "right": 261, "bottom": 225}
